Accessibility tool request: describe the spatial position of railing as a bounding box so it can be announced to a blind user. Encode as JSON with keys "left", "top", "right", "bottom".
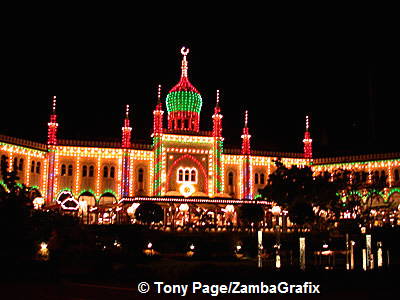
{"left": 314, "top": 152, "right": 400, "bottom": 164}
{"left": 224, "top": 147, "right": 305, "bottom": 158}
{"left": 0, "top": 134, "right": 47, "bottom": 151}
{"left": 165, "top": 129, "right": 213, "bottom": 136}
{"left": 58, "top": 139, "right": 153, "bottom": 150}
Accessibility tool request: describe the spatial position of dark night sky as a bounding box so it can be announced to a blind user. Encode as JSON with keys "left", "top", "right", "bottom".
{"left": 1, "top": 27, "right": 398, "bottom": 157}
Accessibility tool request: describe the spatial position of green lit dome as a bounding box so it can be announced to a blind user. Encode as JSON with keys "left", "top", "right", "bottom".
{"left": 166, "top": 90, "right": 202, "bottom": 113}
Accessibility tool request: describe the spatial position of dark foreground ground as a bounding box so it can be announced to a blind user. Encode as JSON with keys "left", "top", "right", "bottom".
{"left": 1, "top": 258, "right": 397, "bottom": 300}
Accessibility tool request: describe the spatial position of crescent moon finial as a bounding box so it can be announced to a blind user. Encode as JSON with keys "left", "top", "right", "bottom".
{"left": 181, "top": 46, "right": 189, "bottom": 56}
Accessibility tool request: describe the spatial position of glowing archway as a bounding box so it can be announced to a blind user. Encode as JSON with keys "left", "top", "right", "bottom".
{"left": 166, "top": 154, "right": 208, "bottom": 193}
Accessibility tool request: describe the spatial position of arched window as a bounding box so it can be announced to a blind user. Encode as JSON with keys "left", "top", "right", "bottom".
{"left": 103, "top": 166, "right": 108, "bottom": 178}
{"left": 178, "top": 169, "right": 183, "bottom": 182}
{"left": 110, "top": 166, "right": 115, "bottom": 178}
{"left": 61, "top": 164, "right": 66, "bottom": 176}
{"left": 184, "top": 169, "right": 190, "bottom": 181}
{"left": 178, "top": 119, "right": 182, "bottom": 129}
{"left": 68, "top": 165, "right": 73, "bottom": 176}
{"left": 354, "top": 172, "right": 360, "bottom": 183}
{"left": 19, "top": 158, "right": 24, "bottom": 171}
{"left": 31, "top": 161, "right": 35, "bottom": 173}
{"left": 191, "top": 169, "right": 196, "bottom": 182}
{"left": 260, "top": 173, "right": 265, "bottom": 185}
{"left": 13, "top": 157, "right": 18, "bottom": 171}
{"left": 89, "top": 165, "right": 94, "bottom": 177}
{"left": 255, "top": 173, "right": 259, "bottom": 184}
{"left": 228, "top": 172, "right": 234, "bottom": 186}
{"left": 362, "top": 172, "right": 368, "bottom": 182}
{"left": 1, "top": 155, "right": 7, "bottom": 168}
{"left": 82, "top": 165, "right": 87, "bottom": 177}
{"left": 138, "top": 168, "right": 144, "bottom": 183}
{"left": 184, "top": 119, "right": 189, "bottom": 129}
{"left": 395, "top": 169, "right": 400, "bottom": 181}
{"left": 36, "top": 162, "right": 41, "bottom": 174}
{"left": 381, "top": 170, "right": 386, "bottom": 179}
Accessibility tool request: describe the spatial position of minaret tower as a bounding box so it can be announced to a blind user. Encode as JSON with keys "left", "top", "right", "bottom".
{"left": 153, "top": 84, "right": 165, "bottom": 196}
{"left": 122, "top": 104, "right": 132, "bottom": 149}
{"left": 46, "top": 96, "right": 58, "bottom": 203}
{"left": 241, "top": 110, "right": 252, "bottom": 199}
{"left": 47, "top": 96, "right": 58, "bottom": 145}
{"left": 212, "top": 90, "right": 224, "bottom": 194}
{"left": 166, "top": 47, "right": 202, "bottom": 132}
{"left": 121, "top": 105, "right": 132, "bottom": 198}
{"left": 303, "top": 115, "right": 313, "bottom": 159}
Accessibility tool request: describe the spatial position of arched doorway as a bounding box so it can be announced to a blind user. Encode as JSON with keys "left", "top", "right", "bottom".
{"left": 78, "top": 191, "right": 96, "bottom": 224}
{"left": 98, "top": 192, "right": 118, "bottom": 224}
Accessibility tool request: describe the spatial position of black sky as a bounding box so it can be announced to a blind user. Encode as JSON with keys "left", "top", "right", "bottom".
{"left": 1, "top": 27, "right": 398, "bottom": 157}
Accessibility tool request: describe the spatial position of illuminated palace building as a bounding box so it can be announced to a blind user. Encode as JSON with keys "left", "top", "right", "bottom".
{"left": 1, "top": 48, "right": 400, "bottom": 228}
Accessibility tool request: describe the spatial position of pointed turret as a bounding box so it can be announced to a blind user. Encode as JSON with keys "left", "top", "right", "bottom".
{"left": 303, "top": 115, "right": 313, "bottom": 159}
{"left": 241, "top": 110, "right": 252, "bottom": 199}
{"left": 212, "top": 90, "right": 224, "bottom": 195}
{"left": 153, "top": 84, "right": 164, "bottom": 135}
{"left": 241, "top": 110, "right": 251, "bottom": 155}
{"left": 47, "top": 96, "right": 58, "bottom": 145}
{"left": 212, "top": 89, "right": 223, "bottom": 137}
{"left": 121, "top": 104, "right": 132, "bottom": 148}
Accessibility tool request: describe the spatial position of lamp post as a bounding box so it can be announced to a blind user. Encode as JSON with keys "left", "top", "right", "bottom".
{"left": 272, "top": 206, "right": 281, "bottom": 269}
{"left": 350, "top": 241, "right": 355, "bottom": 270}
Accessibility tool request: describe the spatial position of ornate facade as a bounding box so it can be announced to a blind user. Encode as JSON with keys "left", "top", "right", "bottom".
{"left": 1, "top": 48, "right": 400, "bottom": 227}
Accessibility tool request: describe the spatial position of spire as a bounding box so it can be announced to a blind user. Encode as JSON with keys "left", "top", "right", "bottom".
{"left": 241, "top": 110, "right": 251, "bottom": 155}
{"left": 166, "top": 46, "right": 202, "bottom": 132}
{"left": 305, "top": 115, "right": 310, "bottom": 132}
{"left": 122, "top": 104, "right": 132, "bottom": 148}
{"left": 125, "top": 104, "right": 130, "bottom": 119}
{"left": 303, "top": 115, "right": 313, "bottom": 159}
{"left": 47, "top": 95, "right": 58, "bottom": 145}
{"left": 213, "top": 89, "right": 223, "bottom": 138}
{"left": 181, "top": 47, "right": 189, "bottom": 78}
{"left": 157, "top": 84, "right": 162, "bottom": 104}
{"left": 153, "top": 84, "right": 164, "bottom": 135}
{"left": 52, "top": 96, "right": 57, "bottom": 114}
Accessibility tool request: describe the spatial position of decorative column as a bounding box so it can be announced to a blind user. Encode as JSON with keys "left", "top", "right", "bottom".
{"left": 121, "top": 104, "right": 132, "bottom": 198}
{"left": 46, "top": 96, "right": 58, "bottom": 204}
{"left": 303, "top": 115, "right": 313, "bottom": 159}
{"left": 153, "top": 85, "right": 165, "bottom": 196}
{"left": 212, "top": 90, "right": 224, "bottom": 195}
{"left": 241, "top": 110, "right": 252, "bottom": 199}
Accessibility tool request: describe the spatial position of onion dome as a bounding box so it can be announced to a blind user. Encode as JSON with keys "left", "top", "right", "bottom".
{"left": 166, "top": 47, "right": 202, "bottom": 132}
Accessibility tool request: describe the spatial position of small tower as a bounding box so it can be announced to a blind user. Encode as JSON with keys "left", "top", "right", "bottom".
{"left": 121, "top": 104, "right": 132, "bottom": 148}
{"left": 121, "top": 105, "right": 132, "bottom": 198}
{"left": 303, "top": 115, "right": 313, "bottom": 159}
{"left": 46, "top": 96, "right": 58, "bottom": 204}
{"left": 47, "top": 96, "right": 58, "bottom": 145}
{"left": 241, "top": 110, "right": 252, "bottom": 199}
{"left": 153, "top": 84, "right": 164, "bottom": 135}
{"left": 212, "top": 90, "right": 224, "bottom": 194}
{"left": 241, "top": 110, "right": 251, "bottom": 155}
{"left": 153, "top": 84, "right": 165, "bottom": 196}
{"left": 212, "top": 90, "right": 223, "bottom": 138}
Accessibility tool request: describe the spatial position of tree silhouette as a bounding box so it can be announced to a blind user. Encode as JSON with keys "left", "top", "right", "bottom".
{"left": 237, "top": 204, "right": 264, "bottom": 229}
{"left": 134, "top": 202, "right": 164, "bottom": 225}
{"left": 259, "top": 159, "right": 338, "bottom": 230}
